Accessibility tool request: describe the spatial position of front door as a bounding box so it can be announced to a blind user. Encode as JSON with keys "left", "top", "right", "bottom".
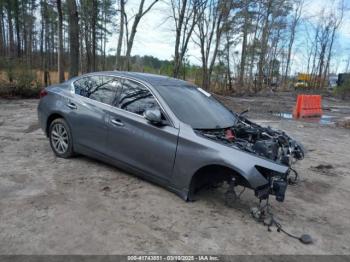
{"left": 106, "top": 78, "right": 178, "bottom": 182}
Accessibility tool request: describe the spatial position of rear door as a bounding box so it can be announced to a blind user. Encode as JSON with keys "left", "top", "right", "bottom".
{"left": 68, "top": 75, "right": 122, "bottom": 153}
{"left": 106, "top": 78, "right": 179, "bottom": 182}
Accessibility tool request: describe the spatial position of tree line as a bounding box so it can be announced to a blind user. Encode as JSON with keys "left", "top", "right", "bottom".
{"left": 0, "top": 0, "right": 347, "bottom": 92}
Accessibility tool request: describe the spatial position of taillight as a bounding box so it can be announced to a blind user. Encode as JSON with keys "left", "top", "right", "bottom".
{"left": 39, "top": 89, "right": 48, "bottom": 98}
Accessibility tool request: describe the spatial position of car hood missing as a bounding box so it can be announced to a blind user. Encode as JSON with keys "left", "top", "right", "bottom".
{"left": 195, "top": 115, "right": 305, "bottom": 167}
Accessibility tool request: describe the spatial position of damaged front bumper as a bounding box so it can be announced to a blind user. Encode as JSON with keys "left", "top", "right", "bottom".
{"left": 195, "top": 115, "right": 305, "bottom": 203}
{"left": 254, "top": 170, "right": 290, "bottom": 202}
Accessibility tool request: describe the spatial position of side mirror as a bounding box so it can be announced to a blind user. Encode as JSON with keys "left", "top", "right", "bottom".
{"left": 144, "top": 109, "right": 162, "bottom": 125}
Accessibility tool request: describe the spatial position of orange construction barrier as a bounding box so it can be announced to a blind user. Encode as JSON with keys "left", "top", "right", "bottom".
{"left": 293, "top": 95, "right": 323, "bottom": 118}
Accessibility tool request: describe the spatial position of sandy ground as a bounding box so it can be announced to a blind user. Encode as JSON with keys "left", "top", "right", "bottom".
{"left": 0, "top": 94, "right": 350, "bottom": 255}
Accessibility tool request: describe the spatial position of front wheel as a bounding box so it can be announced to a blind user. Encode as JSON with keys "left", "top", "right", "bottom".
{"left": 49, "top": 118, "right": 74, "bottom": 158}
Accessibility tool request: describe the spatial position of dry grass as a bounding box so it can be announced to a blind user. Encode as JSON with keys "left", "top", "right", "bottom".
{"left": 0, "top": 69, "right": 69, "bottom": 98}
{"left": 0, "top": 70, "right": 69, "bottom": 86}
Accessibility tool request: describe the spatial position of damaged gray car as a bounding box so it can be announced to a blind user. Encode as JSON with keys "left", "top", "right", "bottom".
{"left": 37, "top": 72, "right": 304, "bottom": 205}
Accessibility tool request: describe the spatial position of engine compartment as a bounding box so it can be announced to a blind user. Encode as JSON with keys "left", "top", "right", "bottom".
{"left": 194, "top": 114, "right": 305, "bottom": 202}
{"left": 195, "top": 115, "right": 304, "bottom": 167}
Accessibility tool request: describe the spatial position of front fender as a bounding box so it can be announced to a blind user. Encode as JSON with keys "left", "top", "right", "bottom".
{"left": 171, "top": 123, "right": 289, "bottom": 195}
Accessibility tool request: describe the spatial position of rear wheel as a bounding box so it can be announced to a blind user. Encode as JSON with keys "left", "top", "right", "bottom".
{"left": 49, "top": 118, "right": 74, "bottom": 158}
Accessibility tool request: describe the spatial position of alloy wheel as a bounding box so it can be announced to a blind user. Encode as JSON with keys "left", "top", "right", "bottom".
{"left": 50, "top": 123, "right": 69, "bottom": 154}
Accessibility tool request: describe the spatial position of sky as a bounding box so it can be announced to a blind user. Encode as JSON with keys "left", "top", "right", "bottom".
{"left": 107, "top": 0, "right": 350, "bottom": 74}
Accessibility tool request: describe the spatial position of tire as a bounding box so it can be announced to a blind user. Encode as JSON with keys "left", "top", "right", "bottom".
{"left": 49, "top": 118, "right": 74, "bottom": 158}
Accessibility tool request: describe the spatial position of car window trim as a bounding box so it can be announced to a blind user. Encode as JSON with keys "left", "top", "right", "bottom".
{"left": 71, "top": 74, "right": 175, "bottom": 128}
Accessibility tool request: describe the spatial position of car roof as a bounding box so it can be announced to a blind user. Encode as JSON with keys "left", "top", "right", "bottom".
{"left": 86, "top": 71, "right": 193, "bottom": 87}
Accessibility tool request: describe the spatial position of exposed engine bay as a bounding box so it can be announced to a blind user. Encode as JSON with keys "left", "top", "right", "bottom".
{"left": 194, "top": 113, "right": 305, "bottom": 203}
{"left": 195, "top": 115, "right": 304, "bottom": 166}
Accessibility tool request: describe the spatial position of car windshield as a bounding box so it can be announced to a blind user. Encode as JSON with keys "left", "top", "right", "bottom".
{"left": 154, "top": 84, "right": 236, "bottom": 129}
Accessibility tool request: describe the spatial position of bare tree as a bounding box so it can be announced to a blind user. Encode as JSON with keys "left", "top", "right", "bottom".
{"left": 238, "top": 0, "right": 249, "bottom": 86}
{"left": 254, "top": 0, "right": 291, "bottom": 91}
{"left": 13, "top": 0, "right": 21, "bottom": 58}
{"left": 0, "top": 1, "right": 4, "bottom": 56}
{"left": 5, "top": 0, "right": 15, "bottom": 58}
{"left": 0, "top": 0, "right": 346, "bottom": 93}
{"left": 194, "top": 0, "right": 232, "bottom": 90}
{"left": 67, "top": 0, "right": 79, "bottom": 77}
{"left": 247, "top": 3, "right": 263, "bottom": 84}
{"left": 222, "top": 25, "right": 239, "bottom": 90}
{"left": 116, "top": 0, "right": 125, "bottom": 70}
{"left": 283, "top": 0, "right": 303, "bottom": 85}
{"left": 323, "top": 1, "right": 344, "bottom": 86}
{"left": 124, "top": 0, "right": 159, "bottom": 70}
{"left": 256, "top": 0, "right": 273, "bottom": 90}
{"left": 171, "top": 0, "right": 200, "bottom": 78}
{"left": 91, "top": 0, "right": 98, "bottom": 71}
{"left": 301, "top": 1, "right": 345, "bottom": 88}
{"left": 57, "top": 0, "right": 64, "bottom": 82}
{"left": 41, "top": 0, "right": 51, "bottom": 86}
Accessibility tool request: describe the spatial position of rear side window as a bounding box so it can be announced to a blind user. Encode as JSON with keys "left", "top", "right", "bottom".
{"left": 118, "top": 79, "right": 160, "bottom": 115}
{"left": 74, "top": 76, "right": 122, "bottom": 105}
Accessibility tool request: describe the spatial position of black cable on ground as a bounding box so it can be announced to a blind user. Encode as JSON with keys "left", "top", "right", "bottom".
{"left": 288, "top": 167, "right": 299, "bottom": 185}
{"left": 251, "top": 197, "right": 313, "bottom": 245}
{"left": 272, "top": 216, "right": 313, "bottom": 244}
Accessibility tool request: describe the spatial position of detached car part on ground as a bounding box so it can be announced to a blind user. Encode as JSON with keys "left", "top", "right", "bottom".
{"left": 37, "top": 71, "right": 305, "bottom": 207}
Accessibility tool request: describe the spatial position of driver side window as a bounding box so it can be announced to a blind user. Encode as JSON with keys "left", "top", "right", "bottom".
{"left": 118, "top": 79, "right": 160, "bottom": 116}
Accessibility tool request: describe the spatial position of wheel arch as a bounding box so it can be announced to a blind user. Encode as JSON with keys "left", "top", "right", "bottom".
{"left": 187, "top": 164, "right": 251, "bottom": 201}
{"left": 46, "top": 113, "right": 65, "bottom": 137}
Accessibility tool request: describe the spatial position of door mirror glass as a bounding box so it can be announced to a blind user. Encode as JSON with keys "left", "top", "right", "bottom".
{"left": 144, "top": 109, "right": 162, "bottom": 125}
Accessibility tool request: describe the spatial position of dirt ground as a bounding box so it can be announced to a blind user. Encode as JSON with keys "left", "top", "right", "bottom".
{"left": 0, "top": 93, "right": 350, "bottom": 255}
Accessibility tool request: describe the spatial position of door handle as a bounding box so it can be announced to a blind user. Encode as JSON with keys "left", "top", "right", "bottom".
{"left": 67, "top": 102, "right": 77, "bottom": 110}
{"left": 111, "top": 119, "right": 124, "bottom": 127}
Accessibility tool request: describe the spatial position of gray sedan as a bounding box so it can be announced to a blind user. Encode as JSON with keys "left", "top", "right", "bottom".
{"left": 37, "top": 72, "right": 304, "bottom": 204}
